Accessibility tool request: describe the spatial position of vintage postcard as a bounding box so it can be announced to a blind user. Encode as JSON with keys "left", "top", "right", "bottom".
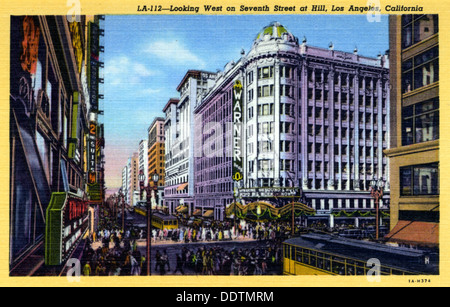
{"left": 1, "top": 0, "right": 449, "bottom": 291}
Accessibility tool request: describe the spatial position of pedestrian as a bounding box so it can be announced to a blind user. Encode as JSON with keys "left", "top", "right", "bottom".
{"left": 155, "top": 250, "right": 161, "bottom": 272}
{"left": 140, "top": 255, "right": 146, "bottom": 275}
{"left": 162, "top": 250, "right": 170, "bottom": 272}
{"left": 130, "top": 255, "right": 139, "bottom": 275}
{"left": 173, "top": 254, "right": 185, "bottom": 275}
{"left": 83, "top": 262, "right": 92, "bottom": 276}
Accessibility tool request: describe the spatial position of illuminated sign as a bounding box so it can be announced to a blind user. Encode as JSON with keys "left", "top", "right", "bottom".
{"left": 239, "top": 187, "right": 299, "bottom": 198}
{"left": 88, "top": 22, "right": 100, "bottom": 113}
{"left": 45, "top": 192, "right": 88, "bottom": 266}
{"left": 88, "top": 183, "right": 102, "bottom": 202}
{"left": 69, "top": 22, "right": 83, "bottom": 74}
{"left": 68, "top": 92, "right": 79, "bottom": 162}
{"left": 232, "top": 80, "right": 243, "bottom": 182}
{"left": 87, "top": 122, "right": 96, "bottom": 184}
{"left": 20, "top": 16, "right": 40, "bottom": 74}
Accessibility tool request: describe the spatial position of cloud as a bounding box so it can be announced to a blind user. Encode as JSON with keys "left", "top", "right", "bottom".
{"left": 144, "top": 40, "right": 206, "bottom": 68}
{"left": 138, "top": 88, "right": 162, "bottom": 96}
{"left": 104, "top": 56, "right": 157, "bottom": 86}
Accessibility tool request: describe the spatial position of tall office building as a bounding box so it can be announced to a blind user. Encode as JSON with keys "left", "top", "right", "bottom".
{"left": 126, "top": 152, "right": 139, "bottom": 206}
{"left": 163, "top": 72, "right": 217, "bottom": 215}
{"left": 138, "top": 139, "right": 149, "bottom": 185}
{"left": 385, "top": 15, "right": 439, "bottom": 249}
{"left": 193, "top": 22, "right": 390, "bottom": 225}
{"left": 148, "top": 117, "right": 166, "bottom": 207}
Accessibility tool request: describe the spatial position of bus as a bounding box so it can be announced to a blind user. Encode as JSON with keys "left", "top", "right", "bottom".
{"left": 283, "top": 233, "right": 438, "bottom": 275}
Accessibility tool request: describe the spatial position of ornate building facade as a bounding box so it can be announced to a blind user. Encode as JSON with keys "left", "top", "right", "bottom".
{"left": 192, "top": 22, "right": 390, "bottom": 226}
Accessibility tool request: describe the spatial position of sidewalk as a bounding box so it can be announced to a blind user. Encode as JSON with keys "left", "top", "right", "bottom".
{"left": 90, "top": 236, "right": 258, "bottom": 250}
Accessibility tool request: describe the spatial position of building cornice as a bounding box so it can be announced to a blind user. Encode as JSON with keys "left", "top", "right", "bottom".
{"left": 384, "top": 140, "right": 439, "bottom": 158}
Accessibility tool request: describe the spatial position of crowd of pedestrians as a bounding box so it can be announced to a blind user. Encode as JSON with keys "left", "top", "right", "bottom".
{"left": 153, "top": 243, "right": 282, "bottom": 276}
{"left": 79, "top": 218, "right": 293, "bottom": 276}
{"left": 81, "top": 226, "right": 146, "bottom": 276}
{"left": 150, "top": 220, "right": 294, "bottom": 246}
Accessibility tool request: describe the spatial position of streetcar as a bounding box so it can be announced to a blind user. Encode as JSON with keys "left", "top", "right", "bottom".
{"left": 151, "top": 212, "right": 179, "bottom": 230}
{"left": 282, "top": 233, "right": 438, "bottom": 275}
{"left": 134, "top": 207, "right": 178, "bottom": 230}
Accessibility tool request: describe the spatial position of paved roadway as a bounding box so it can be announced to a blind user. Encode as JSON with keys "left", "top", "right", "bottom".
{"left": 106, "top": 210, "right": 283, "bottom": 275}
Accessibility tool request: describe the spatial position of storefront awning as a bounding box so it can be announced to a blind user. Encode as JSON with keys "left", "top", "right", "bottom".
{"left": 176, "top": 205, "right": 188, "bottom": 213}
{"left": 203, "top": 210, "right": 214, "bottom": 218}
{"left": 193, "top": 209, "right": 202, "bottom": 216}
{"left": 177, "top": 182, "right": 188, "bottom": 191}
{"left": 385, "top": 221, "right": 439, "bottom": 247}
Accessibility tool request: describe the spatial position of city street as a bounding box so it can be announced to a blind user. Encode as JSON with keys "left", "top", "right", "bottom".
{"left": 84, "top": 210, "right": 284, "bottom": 276}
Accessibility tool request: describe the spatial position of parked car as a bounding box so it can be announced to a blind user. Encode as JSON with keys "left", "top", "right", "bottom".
{"left": 338, "top": 229, "right": 365, "bottom": 240}
{"left": 365, "top": 226, "right": 389, "bottom": 239}
{"left": 187, "top": 216, "right": 202, "bottom": 227}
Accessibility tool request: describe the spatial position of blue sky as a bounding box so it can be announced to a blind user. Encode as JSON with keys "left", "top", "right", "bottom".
{"left": 103, "top": 14, "right": 389, "bottom": 190}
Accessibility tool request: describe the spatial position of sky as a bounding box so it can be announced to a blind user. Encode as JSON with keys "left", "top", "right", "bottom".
{"left": 102, "top": 14, "right": 389, "bottom": 192}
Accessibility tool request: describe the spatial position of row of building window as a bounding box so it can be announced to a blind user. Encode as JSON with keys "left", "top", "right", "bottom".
{"left": 402, "top": 98, "right": 439, "bottom": 145}
{"left": 402, "top": 46, "right": 439, "bottom": 94}
{"left": 402, "top": 15, "right": 438, "bottom": 49}
{"left": 248, "top": 65, "right": 385, "bottom": 90}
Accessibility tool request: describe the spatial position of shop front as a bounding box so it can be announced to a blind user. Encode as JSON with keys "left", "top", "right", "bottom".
{"left": 45, "top": 192, "right": 89, "bottom": 266}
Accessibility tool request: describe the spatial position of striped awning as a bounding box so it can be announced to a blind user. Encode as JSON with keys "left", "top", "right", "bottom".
{"left": 203, "top": 210, "right": 214, "bottom": 218}
{"left": 177, "top": 182, "right": 188, "bottom": 191}
{"left": 176, "top": 205, "right": 188, "bottom": 213}
{"left": 193, "top": 209, "right": 202, "bottom": 216}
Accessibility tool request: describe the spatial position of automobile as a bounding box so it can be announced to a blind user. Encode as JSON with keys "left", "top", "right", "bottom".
{"left": 202, "top": 220, "right": 212, "bottom": 227}
{"left": 187, "top": 216, "right": 202, "bottom": 227}
{"left": 365, "top": 226, "right": 389, "bottom": 239}
{"left": 338, "top": 229, "right": 365, "bottom": 240}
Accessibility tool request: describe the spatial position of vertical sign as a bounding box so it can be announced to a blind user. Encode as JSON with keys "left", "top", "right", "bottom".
{"left": 20, "top": 16, "right": 40, "bottom": 74}
{"left": 232, "top": 80, "right": 243, "bottom": 182}
{"left": 69, "top": 21, "right": 83, "bottom": 74}
{"left": 88, "top": 21, "right": 100, "bottom": 113}
{"left": 88, "top": 122, "right": 96, "bottom": 184}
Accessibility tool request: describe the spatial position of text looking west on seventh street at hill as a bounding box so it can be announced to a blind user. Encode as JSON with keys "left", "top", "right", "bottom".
{"left": 137, "top": 4, "right": 424, "bottom": 13}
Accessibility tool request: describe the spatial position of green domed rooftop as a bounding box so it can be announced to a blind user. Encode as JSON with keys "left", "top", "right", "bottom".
{"left": 255, "top": 22, "right": 295, "bottom": 41}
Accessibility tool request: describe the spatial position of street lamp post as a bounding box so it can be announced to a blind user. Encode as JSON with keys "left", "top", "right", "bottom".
{"left": 118, "top": 188, "right": 126, "bottom": 230}
{"left": 139, "top": 170, "right": 159, "bottom": 276}
{"left": 370, "top": 177, "right": 385, "bottom": 241}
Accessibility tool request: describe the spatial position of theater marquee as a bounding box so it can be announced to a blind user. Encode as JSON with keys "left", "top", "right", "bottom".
{"left": 232, "top": 79, "right": 243, "bottom": 182}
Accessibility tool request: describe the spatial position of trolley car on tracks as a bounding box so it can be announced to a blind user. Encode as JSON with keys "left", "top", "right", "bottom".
{"left": 283, "top": 233, "right": 438, "bottom": 275}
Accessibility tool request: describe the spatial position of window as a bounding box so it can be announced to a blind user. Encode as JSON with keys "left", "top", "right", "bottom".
{"left": 247, "top": 71, "right": 254, "bottom": 84}
{"left": 402, "top": 98, "right": 439, "bottom": 145}
{"left": 248, "top": 106, "right": 254, "bottom": 120}
{"left": 260, "top": 141, "right": 272, "bottom": 153}
{"left": 280, "top": 159, "right": 292, "bottom": 172}
{"left": 280, "top": 84, "right": 292, "bottom": 98}
{"left": 259, "top": 160, "right": 273, "bottom": 172}
{"left": 280, "top": 66, "right": 292, "bottom": 79}
{"left": 400, "top": 163, "right": 439, "bottom": 196}
{"left": 402, "top": 15, "right": 438, "bottom": 49}
{"left": 248, "top": 89, "right": 254, "bottom": 102}
{"left": 258, "top": 66, "right": 274, "bottom": 79}
{"left": 258, "top": 103, "right": 274, "bottom": 116}
{"left": 258, "top": 85, "right": 274, "bottom": 97}
{"left": 247, "top": 143, "right": 253, "bottom": 155}
{"left": 248, "top": 125, "right": 254, "bottom": 137}
{"left": 248, "top": 160, "right": 254, "bottom": 172}
{"left": 280, "top": 122, "right": 292, "bottom": 134}
{"left": 402, "top": 46, "right": 439, "bottom": 93}
{"left": 258, "top": 122, "right": 274, "bottom": 134}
